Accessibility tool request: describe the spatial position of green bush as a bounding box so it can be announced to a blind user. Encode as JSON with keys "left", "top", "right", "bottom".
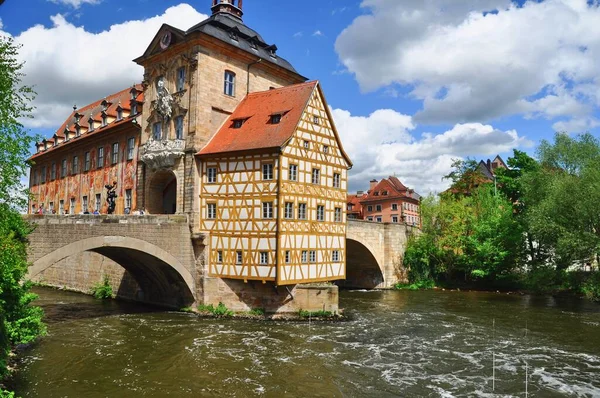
{"left": 197, "top": 302, "right": 233, "bottom": 317}
{"left": 90, "top": 276, "right": 113, "bottom": 300}
{"left": 0, "top": 389, "right": 15, "bottom": 398}
{"left": 394, "top": 279, "right": 435, "bottom": 290}
{"left": 249, "top": 308, "right": 265, "bottom": 316}
{"left": 580, "top": 272, "right": 600, "bottom": 301}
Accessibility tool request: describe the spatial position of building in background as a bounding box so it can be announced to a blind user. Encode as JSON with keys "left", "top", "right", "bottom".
{"left": 347, "top": 176, "right": 421, "bottom": 226}
{"left": 29, "top": 86, "right": 143, "bottom": 215}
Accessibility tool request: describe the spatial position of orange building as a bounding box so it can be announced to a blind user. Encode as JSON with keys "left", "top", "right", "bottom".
{"left": 28, "top": 0, "right": 354, "bottom": 287}
{"left": 29, "top": 86, "right": 143, "bottom": 215}
{"left": 348, "top": 176, "right": 421, "bottom": 226}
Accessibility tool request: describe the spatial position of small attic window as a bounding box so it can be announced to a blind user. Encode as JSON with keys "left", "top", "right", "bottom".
{"left": 270, "top": 114, "right": 281, "bottom": 124}
{"left": 130, "top": 88, "right": 137, "bottom": 100}
{"left": 102, "top": 115, "right": 107, "bottom": 127}
{"left": 116, "top": 105, "right": 123, "bottom": 121}
{"left": 101, "top": 99, "right": 108, "bottom": 111}
{"left": 323, "top": 145, "right": 329, "bottom": 154}
{"left": 233, "top": 119, "right": 245, "bottom": 128}
{"left": 382, "top": 191, "right": 388, "bottom": 196}
{"left": 76, "top": 126, "right": 81, "bottom": 137}
{"left": 229, "top": 30, "right": 238, "bottom": 41}
{"left": 313, "top": 116, "right": 320, "bottom": 125}
{"left": 88, "top": 118, "right": 95, "bottom": 132}
{"left": 374, "top": 191, "right": 379, "bottom": 196}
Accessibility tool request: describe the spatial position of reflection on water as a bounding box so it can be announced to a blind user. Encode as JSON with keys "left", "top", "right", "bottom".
{"left": 12, "top": 287, "right": 600, "bottom": 397}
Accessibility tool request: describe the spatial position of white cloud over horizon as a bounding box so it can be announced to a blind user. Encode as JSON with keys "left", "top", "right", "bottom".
{"left": 335, "top": 0, "right": 600, "bottom": 132}
{"left": 6, "top": 4, "right": 208, "bottom": 128}
{"left": 331, "top": 108, "right": 532, "bottom": 194}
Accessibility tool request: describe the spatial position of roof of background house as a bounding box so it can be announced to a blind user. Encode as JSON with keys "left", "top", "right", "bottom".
{"left": 31, "top": 85, "right": 143, "bottom": 159}
{"left": 359, "top": 176, "right": 420, "bottom": 203}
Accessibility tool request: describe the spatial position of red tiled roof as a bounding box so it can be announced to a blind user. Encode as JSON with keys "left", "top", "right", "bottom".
{"left": 31, "top": 85, "right": 143, "bottom": 160}
{"left": 198, "top": 81, "right": 318, "bottom": 156}
{"left": 360, "top": 176, "right": 420, "bottom": 203}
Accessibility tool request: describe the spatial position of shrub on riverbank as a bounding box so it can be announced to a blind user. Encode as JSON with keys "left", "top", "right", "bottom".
{"left": 394, "top": 280, "right": 435, "bottom": 290}
{"left": 197, "top": 302, "right": 234, "bottom": 317}
{"left": 90, "top": 276, "right": 114, "bottom": 300}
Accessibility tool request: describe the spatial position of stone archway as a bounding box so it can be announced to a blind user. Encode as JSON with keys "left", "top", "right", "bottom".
{"left": 29, "top": 236, "right": 195, "bottom": 308}
{"left": 337, "top": 238, "right": 384, "bottom": 289}
{"left": 147, "top": 170, "right": 177, "bottom": 214}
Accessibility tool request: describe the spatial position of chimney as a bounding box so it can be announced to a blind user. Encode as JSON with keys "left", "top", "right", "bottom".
{"left": 357, "top": 190, "right": 364, "bottom": 196}
{"left": 211, "top": 0, "right": 244, "bottom": 20}
{"left": 369, "top": 179, "right": 378, "bottom": 191}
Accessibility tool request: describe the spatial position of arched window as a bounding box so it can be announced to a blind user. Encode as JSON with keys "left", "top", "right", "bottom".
{"left": 224, "top": 70, "right": 235, "bottom": 96}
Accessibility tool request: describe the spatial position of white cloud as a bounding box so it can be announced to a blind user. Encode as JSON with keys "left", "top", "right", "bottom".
{"left": 313, "top": 30, "right": 323, "bottom": 37}
{"left": 10, "top": 4, "right": 208, "bottom": 128}
{"left": 332, "top": 107, "right": 531, "bottom": 194}
{"left": 48, "top": 0, "right": 102, "bottom": 8}
{"left": 0, "top": 18, "right": 3, "bottom": 30}
{"left": 335, "top": 0, "right": 600, "bottom": 126}
{"left": 293, "top": 31, "right": 302, "bottom": 38}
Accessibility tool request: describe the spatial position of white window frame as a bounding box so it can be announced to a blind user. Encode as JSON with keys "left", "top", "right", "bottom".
{"left": 316, "top": 205, "right": 325, "bottom": 221}
{"left": 298, "top": 203, "right": 307, "bottom": 220}
{"left": 333, "top": 173, "right": 340, "bottom": 188}
{"left": 311, "top": 168, "right": 320, "bottom": 185}
{"left": 309, "top": 250, "right": 316, "bottom": 263}
{"left": 301, "top": 250, "right": 308, "bottom": 263}
{"left": 207, "top": 167, "right": 217, "bottom": 183}
{"left": 207, "top": 203, "right": 217, "bottom": 219}
{"left": 224, "top": 71, "right": 236, "bottom": 96}
{"left": 127, "top": 137, "right": 135, "bottom": 160}
{"left": 262, "top": 202, "right": 273, "bottom": 219}
{"left": 95, "top": 194, "right": 101, "bottom": 212}
{"left": 97, "top": 147, "right": 104, "bottom": 168}
{"left": 262, "top": 163, "right": 274, "bottom": 180}
{"left": 334, "top": 207, "right": 342, "bottom": 223}
{"left": 69, "top": 198, "right": 75, "bottom": 215}
{"left": 332, "top": 250, "right": 340, "bottom": 262}
{"left": 111, "top": 142, "right": 119, "bottom": 164}
{"left": 289, "top": 164, "right": 297, "bottom": 181}
{"left": 125, "top": 189, "right": 132, "bottom": 209}
{"left": 260, "top": 251, "right": 268, "bottom": 265}
{"left": 82, "top": 196, "right": 88, "bottom": 211}
{"left": 392, "top": 203, "right": 398, "bottom": 211}
{"left": 284, "top": 202, "right": 294, "bottom": 219}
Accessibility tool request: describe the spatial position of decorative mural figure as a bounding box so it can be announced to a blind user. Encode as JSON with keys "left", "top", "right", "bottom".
{"left": 154, "top": 78, "right": 173, "bottom": 121}
{"left": 105, "top": 181, "right": 117, "bottom": 214}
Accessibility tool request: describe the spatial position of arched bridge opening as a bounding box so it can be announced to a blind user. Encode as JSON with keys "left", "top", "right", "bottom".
{"left": 337, "top": 238, "right": 384, "bottom": 289}
{"left": 29, "top": 236, "right": 195, "bottom": 309}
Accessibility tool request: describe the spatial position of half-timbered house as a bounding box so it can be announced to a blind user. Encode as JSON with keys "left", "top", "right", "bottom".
{"left": 198, "top": 81, "right": 352, "bottom": 285}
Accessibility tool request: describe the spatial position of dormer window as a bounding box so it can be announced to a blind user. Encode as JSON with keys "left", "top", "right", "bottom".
{"left": 116, "top": 105, "right": 123, "bottom": 121}
{"left": 130, "top": 87, "right": 137, "bottom": 100}
{"left": 382, "top": 191, "right": 388, "bottom": 196}
{"left": 131, "top": 103, "right": 138, "bottom": 115}
{"left": 64, "top": 129, "right": 70, "bottom": 141}
{"left": 270, "top": 114, "right": 282, "bottom": 124}
{"left": 233, "top": 118, "right": 246, "bottom": 128}
{"left": 53, "top": 139, "right": 57, "bottom": 147}
{"left": 88, "top": 117, "right": 95, "bottom": 132}
{"left": 101, "top": 99, "right": 108, "bottom": 111}
{"left": 229, "top": 30, "right": 238, "bottom": 41}
{"left": 266, "top": 44, "right": 277, "bottom": 58}
{"left": 374, "top": 191, "right": 379, "bottom": 196}
{"left": 249, "top": 38, "right": 258, "bottom": 50}
{"left": 76, "top": 126, "right": 81, "bottom": 137}
{"left": 102, "top": 115, "right": 107, "bottom": 127}
{"left": 74, "top": 112, "right": 82, "bottom": 123}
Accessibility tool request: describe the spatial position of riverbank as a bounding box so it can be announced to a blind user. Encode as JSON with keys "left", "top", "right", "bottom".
{"left": 395, "top": 271, "right": 600, "bottom": 303}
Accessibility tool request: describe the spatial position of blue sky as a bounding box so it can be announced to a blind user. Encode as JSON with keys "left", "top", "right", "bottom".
{"left": 2, "top": 0, "right": 600, "bottom": 193}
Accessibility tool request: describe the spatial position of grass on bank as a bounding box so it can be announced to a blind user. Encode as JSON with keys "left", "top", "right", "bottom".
{"left": 90, "top": 276, "right": 113, "bottom": 300}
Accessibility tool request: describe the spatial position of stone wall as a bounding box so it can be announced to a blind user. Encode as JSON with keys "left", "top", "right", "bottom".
{"left": 202, "top": 277, "right": 339, "bottom": 314}
{"left": 34, "top": 251, "right": 141, "bottom": 301}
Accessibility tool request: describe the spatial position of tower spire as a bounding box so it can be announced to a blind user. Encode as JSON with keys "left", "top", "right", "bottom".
{"left": 211, "top": 0, "right": 244, "bottom": 20}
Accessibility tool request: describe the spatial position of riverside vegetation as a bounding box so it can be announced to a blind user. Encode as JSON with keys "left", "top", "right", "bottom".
{"left": 402, "top": 134, "right": 600, "bottom": 301}
{"left": 0, "top": 37, "right": 46, "bottom": 395}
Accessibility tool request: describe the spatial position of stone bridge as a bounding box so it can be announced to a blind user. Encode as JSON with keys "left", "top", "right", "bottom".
{"left": 26, "top": 215, "right": 201, "bottom": 308}
{"left": 25, "top": 215, "right": 414, "bottom": 309}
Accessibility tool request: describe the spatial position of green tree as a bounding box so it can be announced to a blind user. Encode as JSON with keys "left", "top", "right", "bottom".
{"left": 0, "top": 36, "right": 45, "bottom": 390}
{"left": 524, "top": 133, "right": 600, "bottom": 270}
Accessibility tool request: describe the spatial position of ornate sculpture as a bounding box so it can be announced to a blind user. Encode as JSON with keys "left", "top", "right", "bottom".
{"left": 139, "top": 139, "right": 185, "bottom": 170}
{"left": 153, "top": 79, "right": 173, "bottom": 121}
{"left": 105, "top": 181, "right": 117, "bottom": 214}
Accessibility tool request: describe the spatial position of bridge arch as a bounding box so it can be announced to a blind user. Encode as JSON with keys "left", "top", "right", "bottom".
{"left": 339, "top": 237, "right": 385, "bottom": 289}
{"left": 30, "top": 235, "right": 195, "bottom": 308}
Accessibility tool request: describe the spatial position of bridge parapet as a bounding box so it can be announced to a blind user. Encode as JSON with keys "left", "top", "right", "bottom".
{"left": 24, "top": 214, "right": 189, "bottom": 226}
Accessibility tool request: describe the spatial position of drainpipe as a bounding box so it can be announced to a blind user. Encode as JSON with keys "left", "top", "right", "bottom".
{"left": 246, "top": 58, "right": 262, "bottom": 95}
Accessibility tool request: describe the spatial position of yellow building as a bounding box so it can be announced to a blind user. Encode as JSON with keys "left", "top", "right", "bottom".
{"left": 198, "top": 81, "right": 352, "bottom": 284}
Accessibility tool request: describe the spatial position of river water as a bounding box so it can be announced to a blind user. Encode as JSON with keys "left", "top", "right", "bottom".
{"left": 11, "top": 287, "right": 600, "bottom": 397}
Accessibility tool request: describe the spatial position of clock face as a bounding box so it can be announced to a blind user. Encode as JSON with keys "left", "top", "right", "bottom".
{"left": 160, "top": 31, "right": 172, "bottom": 50}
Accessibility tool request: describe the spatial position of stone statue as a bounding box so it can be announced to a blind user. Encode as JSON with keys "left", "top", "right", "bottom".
{"left": 154, "top": 78, "right": 173, "bottom": 121}
{"left": 105, "top": 181, "right": 117, "bottom": 214}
